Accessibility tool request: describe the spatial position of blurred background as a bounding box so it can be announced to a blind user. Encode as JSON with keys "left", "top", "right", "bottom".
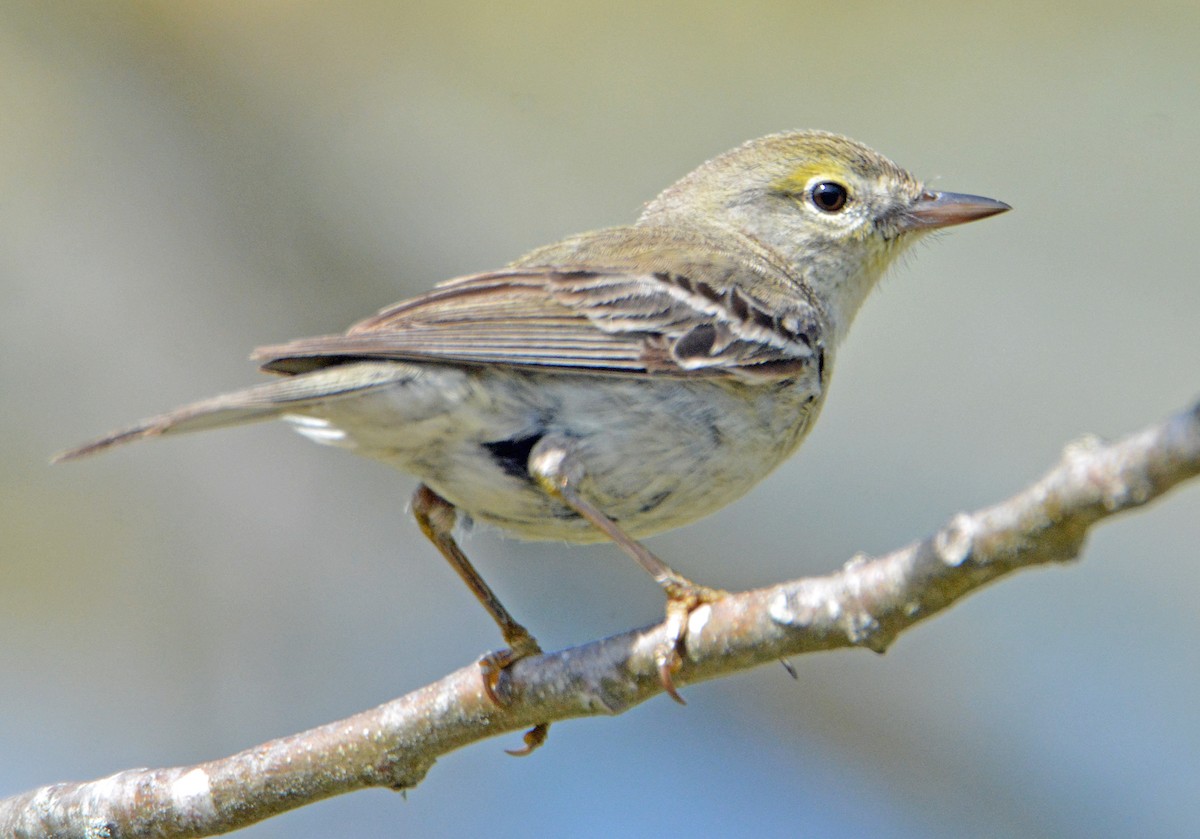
{"left": 2, "top": 2, "right": 1198, "bottom": 837}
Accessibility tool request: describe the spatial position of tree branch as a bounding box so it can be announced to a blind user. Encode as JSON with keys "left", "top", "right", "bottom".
{"left": 4, "top": 399, "right": 1198, "bottom": 838}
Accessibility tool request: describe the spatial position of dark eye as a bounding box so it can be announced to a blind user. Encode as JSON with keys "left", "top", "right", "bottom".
{"left": 810, "top": 181, "right": 848, "bottom": 212}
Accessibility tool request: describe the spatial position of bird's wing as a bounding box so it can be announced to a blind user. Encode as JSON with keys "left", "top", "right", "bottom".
{"left": 254, "top": 259, "right": 824, "bottom": 381}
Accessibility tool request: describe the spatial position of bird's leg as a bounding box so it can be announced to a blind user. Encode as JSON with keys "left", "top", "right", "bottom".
{"left": 411, "top": 484, "right": 548, "bottom": 754}
{"left": 528, "top": 438, "right": 727, "bottom": 704}
{"left": 412, "top": 485, "right": 542, "bottom": 663}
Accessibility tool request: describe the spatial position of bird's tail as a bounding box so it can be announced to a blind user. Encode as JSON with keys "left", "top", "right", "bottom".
{"left": 53, "top": 362, "right": 414, "bottom": 463}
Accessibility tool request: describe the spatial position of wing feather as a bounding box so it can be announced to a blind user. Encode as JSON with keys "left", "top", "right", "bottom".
{"left": 255, "top": 259, "right": 824, "bottom": 380}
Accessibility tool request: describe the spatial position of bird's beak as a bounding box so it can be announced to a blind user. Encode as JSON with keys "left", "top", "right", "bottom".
{"left": 900, "top": 190, "right": 1011, "bottom": 231}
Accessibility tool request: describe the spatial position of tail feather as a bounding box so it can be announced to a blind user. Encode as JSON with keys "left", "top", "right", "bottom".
{"left": 53, "top": 362, "right": 414, "bottom": 463}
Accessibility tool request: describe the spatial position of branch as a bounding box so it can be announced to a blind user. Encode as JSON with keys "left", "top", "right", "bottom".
{"left": 5, "top": 399, "right": 1199, "bottom": 838}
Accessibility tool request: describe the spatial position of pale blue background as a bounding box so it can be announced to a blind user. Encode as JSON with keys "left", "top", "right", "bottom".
{"left": 3, "top": 3, "right": 1198, "bottom": 836}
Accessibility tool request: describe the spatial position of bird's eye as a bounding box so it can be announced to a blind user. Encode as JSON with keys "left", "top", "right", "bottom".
{"left": 810, "top": 181, "right": 849, "bottom": 213}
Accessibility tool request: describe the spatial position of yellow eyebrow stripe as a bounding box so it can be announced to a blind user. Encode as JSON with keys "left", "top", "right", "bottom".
{"left": 771, "top": 161, "right": 850, "bottom": 195}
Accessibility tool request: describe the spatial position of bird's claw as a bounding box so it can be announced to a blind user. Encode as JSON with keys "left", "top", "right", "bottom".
{"left": 479, "top": 627, "right": 543, "bottom": 703}
{"left": 656, "top": 582, "right": 728, "bottom": 703}
{"left": 504, "top": 723, "right": 550, "bottom": 756}
{"left": 478, "top": 630, "right": 550, "bottom": 755}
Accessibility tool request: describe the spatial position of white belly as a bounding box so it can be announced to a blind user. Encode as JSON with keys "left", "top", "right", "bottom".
{"left": 285, "top": 364, "right": 824, "bottom": 542}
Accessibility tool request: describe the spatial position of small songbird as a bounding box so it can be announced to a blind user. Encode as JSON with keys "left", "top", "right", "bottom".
{"left": 57, "top": 130, "right": 1008, "bottom": 714}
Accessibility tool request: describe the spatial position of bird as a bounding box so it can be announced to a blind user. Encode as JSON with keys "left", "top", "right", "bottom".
{"left": 56, "top": 130, "right": 1009, "bottom": 735}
